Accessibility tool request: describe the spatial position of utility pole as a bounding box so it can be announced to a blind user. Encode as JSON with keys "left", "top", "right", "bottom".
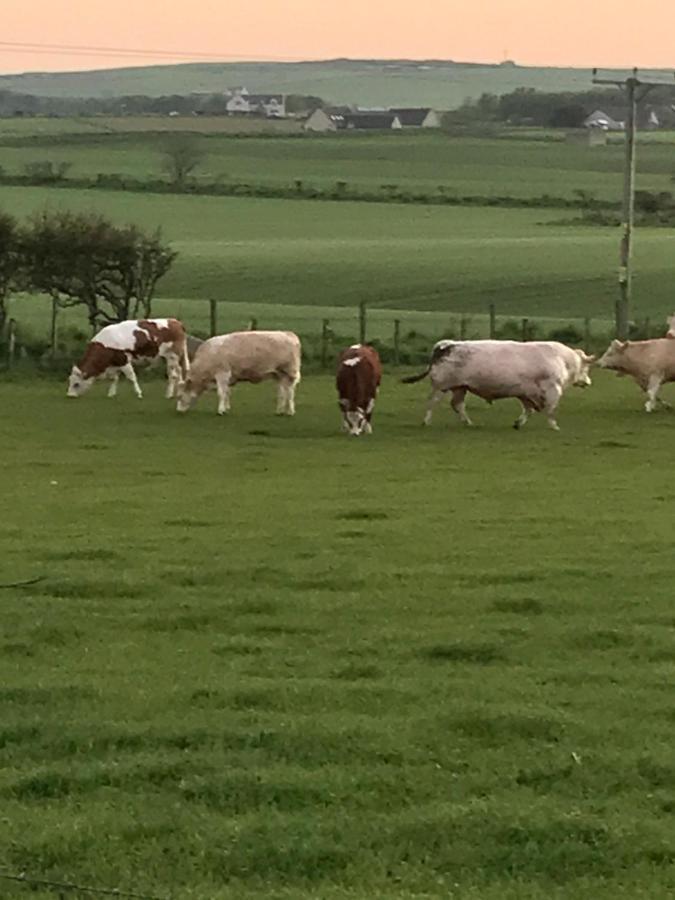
{"left": 592, "top": 67, "right": 675, "bottom": 339}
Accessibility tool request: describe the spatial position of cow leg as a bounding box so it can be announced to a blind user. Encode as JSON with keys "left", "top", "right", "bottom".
{"left": 543, "top": 383, "right": 563, "bottom": 431}
{"left": 121, "top": 363, "right": 143, "bottom": 399}
{"left": 513, "top": 400, "right": 534, "bottom": 430}
{"left": 214, "top": 371, "right": 231, "bottom": 415}
{"left": 165, "top": 355, "right": 181, "bottom": 399}
{"left": 450, "top": 388, "right": 473, "bottom": 426}
{"left": 107, "top": 371, "right": 120, "bottom": 398}
{"left": 276, "top": 379, "right": 289, "bottom": 415}
{"left": 423, "top": 389, "right": 443, "bottom": 426}
{"left": 363, "top": 397, "right": 375, "bottom": 434}
{"left": 282, "top": 375, "right": 299, "bottom": 416}
{"left": 645, "top": 374, "right": 664, "bottom": 413}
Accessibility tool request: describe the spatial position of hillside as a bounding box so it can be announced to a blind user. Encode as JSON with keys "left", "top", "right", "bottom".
{"left": 1, "top": 59, "right": 667, "bottom": 109}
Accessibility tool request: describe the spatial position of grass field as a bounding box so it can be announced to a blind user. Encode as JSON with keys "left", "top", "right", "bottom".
{"left": 2, "top": 128, "right": 675, "bottom": 200}
{"left": 1, "top": 59, "right": 672, "bottom": 108}
{"left": 2, "top": 184, "right": 675, "bottom": 340}
{"left": 3, "top": 373, "right": 675, "bottom": 899}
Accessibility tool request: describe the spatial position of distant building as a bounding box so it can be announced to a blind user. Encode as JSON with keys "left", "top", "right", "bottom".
{"left": 305, "top": 109, "right": 404, "bottom": 132}
{"left": 390, "top": 108, "right": 441, "bottom": 128}
{"left": 584, "top": 109, "right": 624, "bottom": 132}
{"left": 225, "top": 87, "right": 286, "bottom": 118}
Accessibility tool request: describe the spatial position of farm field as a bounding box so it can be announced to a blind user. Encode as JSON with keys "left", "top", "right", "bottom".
{"left": 3, "top": 374, "right": 675, "bottom": 899}
{"left": 1, "top": 128, "right": 675, "bottom": 200}
{"left": 2, "top": 184, "right": 675, "bottom": 342}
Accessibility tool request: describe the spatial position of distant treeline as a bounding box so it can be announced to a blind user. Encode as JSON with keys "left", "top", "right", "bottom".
{"left": 445, "top": 87, "right": 675, "bottom": 129}
{"left": 0, "top": 89, "right": 324, "bottom": 118}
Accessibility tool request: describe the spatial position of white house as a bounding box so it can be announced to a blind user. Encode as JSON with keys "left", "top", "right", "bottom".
{"left": 584, "top": 109, "right": 624, "bottom": 132}
{"left": 225, "top": 87, "right": 286, "bottom": 118}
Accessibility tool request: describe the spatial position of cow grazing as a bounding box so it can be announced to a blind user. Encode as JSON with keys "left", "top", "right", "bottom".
{"left": 67, "top": 318, "right": 189, "bottom": 400}
{"left": 176, "top": 330, "right": 301, "bottom": 415}
{"left": 402, "top": 339, "right": 594, "bottom": 431}
{"left": 598, "top": 338, "right": 675, "bottom": 411}
{"left": 336, "top": 344, "right": 382, "bottom": 435}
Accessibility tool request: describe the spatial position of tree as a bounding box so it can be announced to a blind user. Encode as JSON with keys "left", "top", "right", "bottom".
{"left": 23, "top": 210, "right": 177, "bottom": 330}
{"left": 0, "top": 211, "right": 21, "bottom": 337}
{"left": 162, "top": 137, "right": 205, "bottom": 187}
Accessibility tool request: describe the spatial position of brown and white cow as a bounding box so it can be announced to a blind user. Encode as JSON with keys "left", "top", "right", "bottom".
{"left": 336, "top": 344, "right": 382, "bottom": 436}
{"left": 403, "top": 339, "right": 594, "bottom": 431}
{"left": 598, "top": 338, "right": 675, "bottom": 412}
{"left": 176, "top": 330, "right": 301, "bottom": 415}
{"left": 67, "top": 318, "right": 189, "bottom": 400}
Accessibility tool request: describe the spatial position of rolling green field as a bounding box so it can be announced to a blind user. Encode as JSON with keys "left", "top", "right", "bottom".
{"left": 2, "top": 128, "right": 675, "bottom": 200}
{"left": 1, "top": 59, "right": 671, "bottom": 108}
{"left": 3, "top": 373, "right": 675, "bottom": 899}
{"left": 2, "top": 183, "right": 675, "bottom": 343}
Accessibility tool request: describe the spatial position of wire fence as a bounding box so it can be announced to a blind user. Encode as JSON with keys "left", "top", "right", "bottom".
{"left": 0, "top": 867, "right": 168, "bottom": 899}
{"left": 0, "top": 294, "right": 647, "bottom": 371}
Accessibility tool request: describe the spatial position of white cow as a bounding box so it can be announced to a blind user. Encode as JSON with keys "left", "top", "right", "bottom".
{"left": 598, "top": 338, "right": 675, "bottom": 411}
{"left": 176, "top": 330, "right": 301, "bottom": 415}
{"left": 403, "top": 339, "right": 594, "bottom": 431}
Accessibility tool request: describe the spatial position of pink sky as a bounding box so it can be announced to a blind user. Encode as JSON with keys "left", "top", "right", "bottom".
{"left": 3, "top": 0, "right": 675, "bottom": 73}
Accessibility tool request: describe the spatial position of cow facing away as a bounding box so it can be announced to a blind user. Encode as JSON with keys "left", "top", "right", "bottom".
{"left": 176, "top": 330, "right": 301, "bottom": 415}
{"left": 67, "top": 318, "right": 189, "bottom": 399}
{"left": 598, "top": 339, "right": 675, "bottom": 411}
{"left": 336, "top": 344, "right": 382, "bottom": 436}
{"left": 403, "top": 340, "right": 594, "bottom": 431}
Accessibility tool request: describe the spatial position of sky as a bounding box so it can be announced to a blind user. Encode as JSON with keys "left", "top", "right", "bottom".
{"left": 2, "top": 0, "right": 674, "bottom": 74}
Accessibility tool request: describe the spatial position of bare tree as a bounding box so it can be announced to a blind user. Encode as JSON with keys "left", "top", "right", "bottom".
{"left": 162, "top": 137, "right": 205, "bottom": 187}
{"left": 23, "top": 210, "right": 177, "bottom": 330}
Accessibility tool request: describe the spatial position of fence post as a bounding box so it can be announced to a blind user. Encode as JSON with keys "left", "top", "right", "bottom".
{"left": 489, "top": 303, "right": 496, "bottom": 338}
{"left": 50, "top": 296, "right": 58, "bottom": 359}
{"left": 393, "top": 319, "right": 401, "bottom": 367}
{"left": 460, "top": 315, "right": 468, "bottom": 340}
{"left": 584, "top": 317, "right": 591, "bottom": 354}
{"left": 614, "top": 298, "right": 620, "bottom": 338}
{"left": 321, "top": 319, "right": 330, "bottom": 369}
{"left": 644, "top": 316, "right": 651, "bottom": 338}
{"left": 249, "top": 317, "right": 257, "bottom": 331}
{"left": 359, "top": 301, "right": 366, "bottom": 344}
{"left": 209, "top": 299, "right": 217, "bottom": 337}
{"left": 7, "top": 318, "right": 16, "bottom": 368}
{"left": 521, "top": 318, "right": 529, "bottom": 341}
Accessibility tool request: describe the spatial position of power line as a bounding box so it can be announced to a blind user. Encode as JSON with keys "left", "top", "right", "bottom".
{"left": 0, "top": 39, "right": 304, "bottom": 64}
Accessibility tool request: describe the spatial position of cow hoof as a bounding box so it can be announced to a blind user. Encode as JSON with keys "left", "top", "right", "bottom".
{"left": 513, "top": 421, "right": 521, "bottom": 430}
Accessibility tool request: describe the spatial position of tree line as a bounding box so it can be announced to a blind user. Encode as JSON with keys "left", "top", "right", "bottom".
{"left": 445, "top": 86, "right": 675, "bottom": 129}
{"left": 0, "top": 210, "right": 175, "bottom": 337}
{"left": 0, "top": 89, "right": 324, "bottom": 118}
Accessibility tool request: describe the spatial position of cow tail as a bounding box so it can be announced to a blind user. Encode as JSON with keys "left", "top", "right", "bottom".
{"left": 401, "top": 367, "right": 430, "bottom": 384}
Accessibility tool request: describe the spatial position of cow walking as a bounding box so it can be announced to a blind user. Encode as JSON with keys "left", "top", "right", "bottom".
{"left": 67, "top": 318, "right": 189, "bottom": 399}
{"left": 176, "top": 330, "right": 301, "bottom": 415}
{"left": 598, "top": 338, "right": 675, "bottom": 411}
{"left": 403, "top": 340, "right": 594, "bottom": 431}
{"left": 336, "top": 344, "right": 382, "bottom": 436}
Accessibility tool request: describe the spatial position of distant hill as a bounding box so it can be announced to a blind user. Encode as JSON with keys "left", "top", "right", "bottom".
{"left": 1, "top": 59, "right": 668, "bottom": 109}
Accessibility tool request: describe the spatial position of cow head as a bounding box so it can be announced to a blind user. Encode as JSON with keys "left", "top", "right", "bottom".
{"left": 67, "top": 366, "right": 94, "bottom": 397}
{"left": 176, "top": 378, "right": 198, "bottom": 413}
{"left": 597, "top": 340, "right": 629, "bottom": 371}
{"left": 572, "top": 349, "right": 595, "bottom": 387}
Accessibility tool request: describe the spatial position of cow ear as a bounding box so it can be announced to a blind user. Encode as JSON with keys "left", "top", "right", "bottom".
{"left": 585, "top": 354, "right": 597, "bottom": 363}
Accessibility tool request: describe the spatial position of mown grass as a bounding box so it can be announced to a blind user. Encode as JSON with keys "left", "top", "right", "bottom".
{"left": 1, "top": 129, "right": 674, "bottom": 199}
{"left": 2, "top": 185, "right": 675, "bottom": 334}
{"left": 2, "top": 374, "right": 675, "bottom": 898}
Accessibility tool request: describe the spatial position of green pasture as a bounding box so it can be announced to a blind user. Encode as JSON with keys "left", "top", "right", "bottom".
{"left": 1, "top": 129, "right": 675, "bottom": 199}
{"left": 2, "top": 185, "right": 675, "bottom": 336}
{"left": 1, "top": 59, "right": 671, "bottom": 107}
{"left": 2, "top": 374, "right": 675, "bottom": 899}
